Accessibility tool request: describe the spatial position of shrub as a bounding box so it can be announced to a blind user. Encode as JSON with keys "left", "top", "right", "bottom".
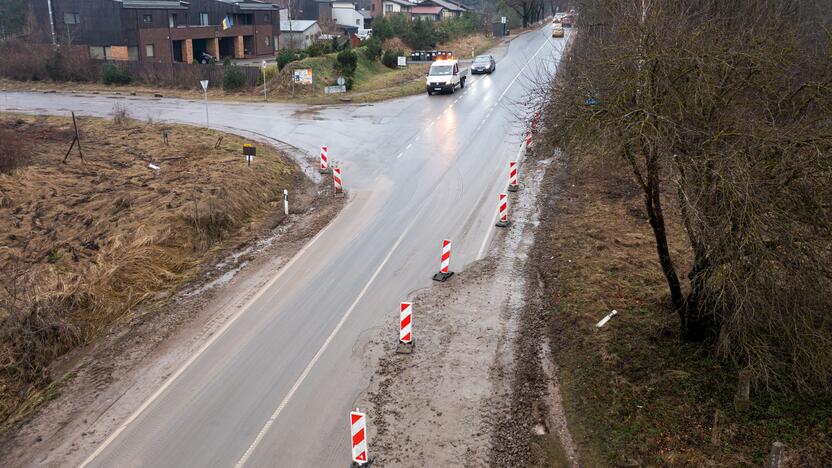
{"left": 335, "top": 49, "right": 358, "bottom": 77}
{"left": 277, "top": 48, "right": 305, "bottom": 70}
{"left": 363, "top": 38, "right": 383, "bottom": 61}
{"left": 101, "top": 63, "right": 133, "bottom": 85}
{"left": 382, "top": 49, "right": 403, "bottom": 69}
{"left": 403, "top": 18, "right": 440, "bottom": 50}
{"left": 256, "top": 64, "right": 277, "bottom": 86}
{"left": 0, "top": 129, "right": 25, "bottom": 175}
{"left": 306, "top": 40, "right": 333, "bottom": 57}
{"left": 344, "top": 76, "right": 354, "bottom": 91}
{"left": 222, "top": 63, "right": 247, "bottom": 91}
{"left": 44, "top": 49, "right": 65, "bottom": 81}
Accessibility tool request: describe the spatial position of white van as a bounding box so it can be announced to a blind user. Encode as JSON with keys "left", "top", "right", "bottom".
{"left": 426, "top": 59, "right": 468, "bottom": 95}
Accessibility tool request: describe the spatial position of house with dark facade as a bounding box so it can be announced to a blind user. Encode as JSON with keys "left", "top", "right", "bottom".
{"left": 28, "top": 0, "right": 281, "bottom": 63}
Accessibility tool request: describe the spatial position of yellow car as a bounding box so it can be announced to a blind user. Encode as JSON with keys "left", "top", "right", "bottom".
{"left": 552, "top": 24, "right": 564, "bottom": 38}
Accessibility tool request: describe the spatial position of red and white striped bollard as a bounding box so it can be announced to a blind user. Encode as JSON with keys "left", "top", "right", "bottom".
{"left": 508, "top": 160, "right": 519, "bottom": 192}
{"left": 350, "top": 409, "right": 370, "bottom": 466}
{"left": 496, "top": 192, "right": 510, "bottom": 227}
{"left": 432, "top": 239, "right": 454, "bottom": 282}
{"left": 333, "top": 167, "right": 344, "bottom": 197}
{"left": 396, "top": 302, "right": 415, "bottom": 353}
{"left": 319, "top": 145, "right": 330, "bottom": 173}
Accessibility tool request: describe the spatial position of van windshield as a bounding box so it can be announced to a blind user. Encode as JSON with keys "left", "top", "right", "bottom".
{"left": 430, "top": 65, "right": 453, "bottom": 76}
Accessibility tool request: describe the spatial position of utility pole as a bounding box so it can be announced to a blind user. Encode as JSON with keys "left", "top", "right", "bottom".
{"left": 46, "top": 0, "right": 57, "bottom": 45}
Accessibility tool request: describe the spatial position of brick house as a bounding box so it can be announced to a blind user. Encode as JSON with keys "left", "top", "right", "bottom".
{"left": 28, "top": 0, "right": 281, "bottom": 63}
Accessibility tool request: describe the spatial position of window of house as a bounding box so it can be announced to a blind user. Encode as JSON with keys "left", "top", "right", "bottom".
{"left": 265, "top": 36, "right": 270, "bottom": 46}
{"left": 128, "top": 46, "right": 139, "bottom": 61}
{"left": 264, "top": 13, "right": 271, "bottom": 22}
{"left": 384, "top": 4, "right": 394, "bottom": 12}
{"left": 89, "top": 46, "right": 105, "bottom": 59}
{"left": 146, "top": 44, "right": 155, "bottom": 57}
{"left": 356, "top": 19, "right": 360, "bottom": 25}
{"left": 63, "top": 13, "right": 80, "bottom": 24}
{"left": 169, "top": 14, "right": 177, "bottom": 28}
{"left": 143, "top": 14, "right": 152, "bottom": 24}
{"left": 199, "top": 13, "right": 209, "bottom": 25}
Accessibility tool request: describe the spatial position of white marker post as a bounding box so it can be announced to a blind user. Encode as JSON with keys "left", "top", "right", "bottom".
{"left": 261, "top": 60, "right": 268, "bottom": 102}
{"left": 596, "top": 310, "right": 618, "bottom": 328}
{"left": 200, "top": 79, "right": 209, "bottom": 128}
{"left": 283, "top": 189, "right": 289, "bottom": 216}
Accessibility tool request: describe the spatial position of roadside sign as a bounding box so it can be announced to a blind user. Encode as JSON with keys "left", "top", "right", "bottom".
{"left": 501, "top": 16, "right": 506, "bottom": 24}
{"left": 293, "top": 68, "right": 313, "bottom": 84}
{"left": 397, "top": 56, "right": 406, "bottom": 67}
{"left": 324, "top": 85, "right": 346, "bottom": 95}
{"left": 337, "top": 76, "right": 346, "bottom": 86}
{"left": 261, "top": 60, "right": 267, "bottom": 69}
{"left": 200, "top": 80, "right": 209, "bottom": 91}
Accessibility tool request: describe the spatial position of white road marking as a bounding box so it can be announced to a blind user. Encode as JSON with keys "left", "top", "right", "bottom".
{"left": 498, "top": 37, "right": 549, "bottom": 103}
{"left": 78, "top": 202, "right": 343, "bottom": 468}
{"left": 396, "top": 152, "right": 403, "bottom": 159}
{"left": 406, "top": 143, "right": 412, "bottom": 150}
{"left": 233, "top": 178, "right": 439, "bottom": 468}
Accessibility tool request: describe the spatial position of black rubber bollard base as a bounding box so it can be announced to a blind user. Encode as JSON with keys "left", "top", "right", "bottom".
{"left": 320, "top": 168, "right": 332, "bottom": 174}
{"left": 432, "top": 271, "right": 454, "bottom": 282}
{"left": 396, "top": 340, "right": 415, "bottom": 354}
{"left": 334, "top": 191, "right": 346, "bottom": 198}
{"left": 507, "top": 184, "right": 519, "bottom": 192}
{"left": 350, "top": 457, "right": 374, "bottom": 467}
{"left": 495, "top": 220, "right": 511, "bottom": 228}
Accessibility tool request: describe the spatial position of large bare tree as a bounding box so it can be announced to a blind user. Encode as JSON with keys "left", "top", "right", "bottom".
{"left": 544, "top": 0, "right": 832, "bottom": 391}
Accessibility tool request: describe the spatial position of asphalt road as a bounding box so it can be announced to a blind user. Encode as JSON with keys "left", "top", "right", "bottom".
{"left": 1, "top": 24, "right": 565, "bottom": 467}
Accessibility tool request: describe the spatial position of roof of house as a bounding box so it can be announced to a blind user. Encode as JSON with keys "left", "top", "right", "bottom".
{"left": 412, "top": 6, "right": 443, "bottom": 14}
{"left": 384, "top": 0, "right": 414, "bottom": 7}
{"left": 215, "top": 0, "right": 280, "bottom": 10}
{"left": 280, "top": 20, "right": 319, "bottom": 32}
{"left": 120, "top": 0, "right": 188, "bottom": 9}
{"left": 358, "top": 9, "right": 372, "bottom": 18}
{"left": 418, "top": 0, "right": 466, "bottom": 12}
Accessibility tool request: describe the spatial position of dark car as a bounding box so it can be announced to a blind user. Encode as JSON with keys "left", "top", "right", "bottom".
{"left": 197, "top": 52, "right": 214, "bottom": 64}
{"left": 471, "top": 55, "right": 496, "bottom": 74}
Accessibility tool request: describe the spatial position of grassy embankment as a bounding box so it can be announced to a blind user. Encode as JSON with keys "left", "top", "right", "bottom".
{"left": 528, "top": 156, "right": 832, "bottom": 466}
{"left": 0, "top": 113, "right": 300, "bottom": 435}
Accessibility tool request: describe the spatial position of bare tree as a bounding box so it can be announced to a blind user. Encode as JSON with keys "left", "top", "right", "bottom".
{"left": 543, "top": 0, "right": 832, "bottom": 391}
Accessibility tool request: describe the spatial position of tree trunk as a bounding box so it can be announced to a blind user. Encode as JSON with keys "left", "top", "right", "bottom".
{"left": 643, "top": 168, "right": 685, "bottom": 312}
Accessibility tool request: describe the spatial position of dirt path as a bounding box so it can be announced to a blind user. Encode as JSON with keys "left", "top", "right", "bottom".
{"left": 356, "top": 155, "right": 574, "bottom": 467}
{"left": 0, "top": 148, "right": 342, "bottom": 467}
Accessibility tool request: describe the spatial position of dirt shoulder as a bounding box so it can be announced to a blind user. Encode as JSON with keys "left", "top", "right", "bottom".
{"left": 0, "top": 113, "right": 342, "bottom": 466}
{"left": 524, "top": 152, "right": 832, "bottom": 466}
{"left": 356, "top": 154, "right": 571, "bottom": 466}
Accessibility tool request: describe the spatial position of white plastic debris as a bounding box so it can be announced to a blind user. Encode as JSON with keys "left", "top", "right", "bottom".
{"left": 595, "top": 309, "right": 618, "bottom": 328}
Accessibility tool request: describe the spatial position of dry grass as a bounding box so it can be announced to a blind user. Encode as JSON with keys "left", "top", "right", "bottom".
{"left": 0, "top": 113, "right": 297, "bottom": 433}
{"left": 529, "top": 155, "right": 832, "bottom": 466}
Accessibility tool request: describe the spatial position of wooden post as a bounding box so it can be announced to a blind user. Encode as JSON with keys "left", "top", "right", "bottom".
{"left": 734, "top": 369, "right": 751, "bottom": 411}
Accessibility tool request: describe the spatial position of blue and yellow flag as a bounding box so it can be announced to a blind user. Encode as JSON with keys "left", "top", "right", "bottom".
{"left": 222, "top": 16, "right": 231, "bottom": 30}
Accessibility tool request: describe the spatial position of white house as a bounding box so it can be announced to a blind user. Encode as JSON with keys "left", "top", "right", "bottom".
{"left": 279, "top": 20, "right": 321, "bottom": 49}
{"left": 332, "top": 2, "right": 366, "bottom": 29}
